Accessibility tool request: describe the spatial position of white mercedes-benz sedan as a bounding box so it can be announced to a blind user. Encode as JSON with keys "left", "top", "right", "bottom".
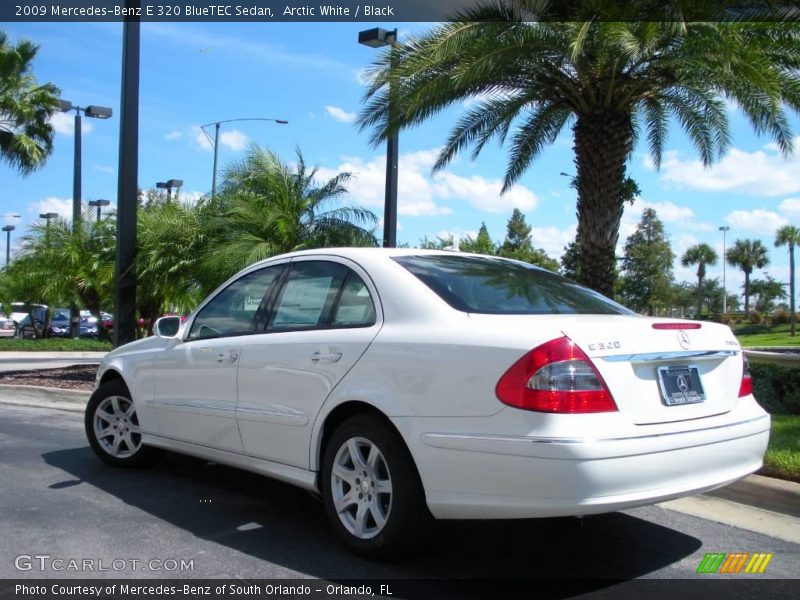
{"left": 86, "top": 248, "right": 770, "bottom": 557}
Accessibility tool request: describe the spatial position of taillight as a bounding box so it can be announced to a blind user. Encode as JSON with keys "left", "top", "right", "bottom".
{"left": 738, "top": 355, "right": 753, "bottom": 397}
{"left": 496, "top": 336, "right": 618, "bottom": 413}
{"left": 652, "top": 323, "right": 702, "bottom": 330}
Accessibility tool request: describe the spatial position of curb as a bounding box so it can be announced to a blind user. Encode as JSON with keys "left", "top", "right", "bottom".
{"left": 0, "top": 351, "right": 107, "bottom": 360}
{"left": 1, "top": 383, "right": 798, "bottom": 522}
{"left": 0, "top": 383, "right": 89, "bottom": 413}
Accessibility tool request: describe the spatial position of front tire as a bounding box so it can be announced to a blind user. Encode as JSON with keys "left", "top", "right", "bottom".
{"left": 322, "top": 414, "right": 432, "bottom": 559}
{"left": 85, "top": 379, "right": 163, "bottom": 467}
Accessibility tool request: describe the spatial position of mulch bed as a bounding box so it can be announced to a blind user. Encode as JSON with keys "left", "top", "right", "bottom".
{"left": 0, "top": 364, "right": 97, "bottom": 391}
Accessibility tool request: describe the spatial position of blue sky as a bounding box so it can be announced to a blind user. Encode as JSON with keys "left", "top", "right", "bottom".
{"left": 2, "top": 21, "right": 800, "bottom": 305}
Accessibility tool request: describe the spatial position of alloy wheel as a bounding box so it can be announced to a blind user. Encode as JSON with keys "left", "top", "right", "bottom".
{"left": 92, "top": 396, "right": 142, "bottom": 459}
{"left": 331, "top": 437, "right": 393, "bottom": 539}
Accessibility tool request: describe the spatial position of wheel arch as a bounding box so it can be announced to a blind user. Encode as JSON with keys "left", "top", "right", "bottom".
{"left": 312, "top": 400, "right": 421, "bottom": 492}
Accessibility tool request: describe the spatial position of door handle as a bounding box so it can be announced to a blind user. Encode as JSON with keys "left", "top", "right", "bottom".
{"left": 216, "top": 352, "right": 239, "bottom": 364}
{"left": 311, "top": 352, "right": 342, "bottom": 363}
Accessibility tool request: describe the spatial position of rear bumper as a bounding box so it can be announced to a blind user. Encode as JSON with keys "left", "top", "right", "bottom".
{"left": 399, "top": 409, "right": 770, "bottom": 520}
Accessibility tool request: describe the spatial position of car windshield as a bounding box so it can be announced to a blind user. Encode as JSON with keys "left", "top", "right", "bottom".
{"left": 394, "top": 255, "right": 633, "bottom": 315}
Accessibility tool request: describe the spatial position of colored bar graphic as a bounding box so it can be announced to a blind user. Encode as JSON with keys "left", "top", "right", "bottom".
{"left": 698, "top": 552, "right": 774, "bottom": 574}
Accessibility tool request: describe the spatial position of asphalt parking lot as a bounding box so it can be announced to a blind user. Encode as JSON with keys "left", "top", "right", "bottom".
{"left": 0, "top": 403, "right": 798, "bottom": 597}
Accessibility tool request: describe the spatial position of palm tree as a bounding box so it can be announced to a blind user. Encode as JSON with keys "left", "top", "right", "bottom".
{"left": 0, "top": 31, "right": 61, "bottom": 175}
{"left": 775, "top": 225, "right": 800, "bottom": 336}
{"left": 136, "top": 198, "right": 209, "bottom": 330}
{"left": 206, "top": 145, "right": 377, "bottom": 279}
{"left": 681, "top": 243, "right": 718, "bottom": 319}
{"left": 358, "top": 3, "right": 800, "bottom": 297}
{"left": 727, "top": 239, "right": 770, "bottom": 314}
{"left": 6, "top": 208, "right": 115, "bottom": 335}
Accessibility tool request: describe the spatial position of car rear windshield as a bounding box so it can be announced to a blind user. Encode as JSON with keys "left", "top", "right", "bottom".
{"left": 394, "top": 255, "right": 632, "bottom": 315}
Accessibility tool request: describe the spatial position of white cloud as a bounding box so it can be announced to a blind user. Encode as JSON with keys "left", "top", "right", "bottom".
{"left": 725, "top": 209, "right": 788, "bottom": 235}
{"left": 619, "top": 198, "right": 711, "bottom": 250}
{"left": 433, "top": 172, "right": 538, "bottom": 213}
{"left": 49, "top": 112, "right": 94, "bottom": 136}
{"left": 325, "top": 105, "right": 357, "bottom": 124}
{"left": 219, "top": 129, "right": 248, "bottom": 151}
{"left": 164, "top": 130, "right": 183, "bottom": 141}
{"left": 190, "top": 125, "right": 246, "bottom": 151}
{"left": 529, "top": 225, "right": 577, "bottom": 259}
{"left": 92, "top": 164, "right": 114, "bottom": 174}
{"left": 316, "top": 148, "right": 539, "bottom": 218}
{"left": 656, "top": 139, "right": 800, "bottom": 196}
{"left": 177, "top": 190, "right": 205, "bottom": 205}
{"left": 192, "top": 126, "right": 214, "bottom": 151}
{"left": 29, "top": 197, "right": 72, "bottom": 220}
{"left": 316, "top": 150, "right": 451, "bottom": 217}
{"left": 778, "top": 198, "right": 800, "bottom": 219}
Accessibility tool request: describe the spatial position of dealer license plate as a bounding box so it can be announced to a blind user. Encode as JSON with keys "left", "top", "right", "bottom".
{"left": 657, "top": 365, "right": 705, "bottom": 406}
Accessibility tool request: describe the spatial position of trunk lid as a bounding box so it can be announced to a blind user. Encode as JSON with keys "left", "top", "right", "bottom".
{"left": 470, "top": 314, "right": 744, "bottom": 425}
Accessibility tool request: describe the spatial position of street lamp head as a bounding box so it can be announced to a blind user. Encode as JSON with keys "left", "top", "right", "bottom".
{"left": 89, "top": 199, "right": 111, "bottom": 208}
{"left": 276, "top": 120, "right": 289, "bottom": 125}
{"left": 85, "top": 105, "right": 113, "bottom": 119}
{"left": 2, "top": 225, "right": 15, "bottom": 233}
{"left": 58, "top": 99, "right": 74, "bottom": 112}
{"left": 358, "top": 27, "right": 398, "bottom": 48}
{"left": 166, "top": 179, "right": 183, "bottom": 189}
{"left": 719, "top": 226, "right": 730, "bottom": 232}
{"left": 39, "top": 212, "right": 58, "bottom": 219}
{"left": 155, "top": 181, "right": 168, "bottom": 189}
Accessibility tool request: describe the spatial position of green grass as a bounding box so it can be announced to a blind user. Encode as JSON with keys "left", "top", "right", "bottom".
{"left": 763, "top": 415, "right": 800, "bottom": 483}
{"left": 0, "top": 338, "right": 112, "bottom": 352}
{"left": 731, "top": 323, "right": 800, "bottom": 348}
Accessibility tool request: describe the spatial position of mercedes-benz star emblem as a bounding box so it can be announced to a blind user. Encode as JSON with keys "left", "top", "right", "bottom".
{"left": 677, "top": 330, "right": 691, "bottom": 349}
{"left": 676, "top": 375, "right": 690, "bottom": 393}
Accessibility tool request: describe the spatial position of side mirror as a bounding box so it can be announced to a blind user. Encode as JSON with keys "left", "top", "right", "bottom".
{"left": 154, "top": 316, "right": 182, "bottom": 339}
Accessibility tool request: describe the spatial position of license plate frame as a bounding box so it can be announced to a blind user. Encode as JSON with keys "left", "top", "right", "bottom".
{"left": 657, "top": 365, "right": 706, "bottom": 406}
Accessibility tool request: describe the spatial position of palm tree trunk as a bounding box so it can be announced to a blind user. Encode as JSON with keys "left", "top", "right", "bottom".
{"left": 696, "top": 274, "right": 704, "bottom": 319}
{"left": 573, "top": 113, "right": 634, "bottom": 298}
{"left": 744, "top": 271, "right": 751, "bottom": 314}
{"left": 790, "top": 244, "right": 796, "bottom": 336}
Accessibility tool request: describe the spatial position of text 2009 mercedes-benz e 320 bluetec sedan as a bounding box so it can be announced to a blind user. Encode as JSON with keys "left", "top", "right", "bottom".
{"left": 86, "top": 248, "right": 770, "bottom": 557}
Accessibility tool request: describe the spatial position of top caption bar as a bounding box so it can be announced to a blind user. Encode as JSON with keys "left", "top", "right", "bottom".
{"left": 2, "top": 0, "right": 799, "bottom": 23}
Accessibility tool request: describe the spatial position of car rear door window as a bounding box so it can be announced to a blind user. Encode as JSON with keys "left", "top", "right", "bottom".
{"left": 331, "top": 273, "right": 377, "bottom": 327}
{"left": 394, "top": 254, "right": 632, "bottom": 315}
{"left": 189, "top": 266, "right": 282, "bottom": 340}
{"left": 268, "top": 261, "right": 349, "bottom": 331}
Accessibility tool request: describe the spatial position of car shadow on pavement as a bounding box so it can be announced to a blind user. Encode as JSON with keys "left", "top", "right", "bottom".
{"left": 43, "top": 447, "right": 702, "bottom": 593}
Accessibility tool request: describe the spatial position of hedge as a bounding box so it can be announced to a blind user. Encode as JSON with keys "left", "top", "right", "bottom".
{"left": 751, "top": 363, "right": 800, "bottom": 415}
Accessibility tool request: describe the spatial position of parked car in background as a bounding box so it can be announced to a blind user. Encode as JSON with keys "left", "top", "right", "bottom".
{"left": 86, "top": 249, "right": 769, "bottom": 558}
{"left": 101, "top": 312, "right": 113, "bottom": 331}
{"left": 18, "top": 308, "right": 99, "bottom": 339}
{"left": 9, "top": 302, "right": 48, "bottom": 337}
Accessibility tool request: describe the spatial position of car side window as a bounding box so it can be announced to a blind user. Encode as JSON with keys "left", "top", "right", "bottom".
{"left": 189, "top": 266, "right": 281, "bottom": 340}
{"left": 331, "top": 273, "right": 376, "bottom": 327}
{"left": 268, "top": 261, "right": 348, "bottom": 332}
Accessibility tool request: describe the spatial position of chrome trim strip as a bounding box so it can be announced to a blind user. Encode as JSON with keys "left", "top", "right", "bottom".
{"left": 422, "top": 414, "right": 769, "bottom": 446}
{"left": 601, "top": 350, "right": 738, "bottom": 363}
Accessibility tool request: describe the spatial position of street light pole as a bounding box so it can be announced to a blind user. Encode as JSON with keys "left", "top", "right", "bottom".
{"left": 114, "top": 4, "right": 140, "bottom": 348}
{"left": 359, "top": 27, "right": 399, "bottom": 248}
{"left": 2, "top": 225, "right": 15, "bottom": 266}
{"left": 212, "top": 122, "right": 220, "bottom": 198}
{"left": 201, "top": 118, "right": 288, "bottom": 198}
{"left": 720, "top": 225, "right": 730, "bottom": 314}
{"left": 156, "top": 179, "right": 183, "bottom": 200}
{"left": 59, "top": 99, "right": 112, "bottom": 338}
{"left": 88, "top": 199, "right": 111, "bottom": 221}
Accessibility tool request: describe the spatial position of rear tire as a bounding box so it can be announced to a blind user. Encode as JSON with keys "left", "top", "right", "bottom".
{"left": 85, "top": 379, "right": 163, "bottom": 467}
{"left": 321, "top": 414, "right": 432, "bottom": 559}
